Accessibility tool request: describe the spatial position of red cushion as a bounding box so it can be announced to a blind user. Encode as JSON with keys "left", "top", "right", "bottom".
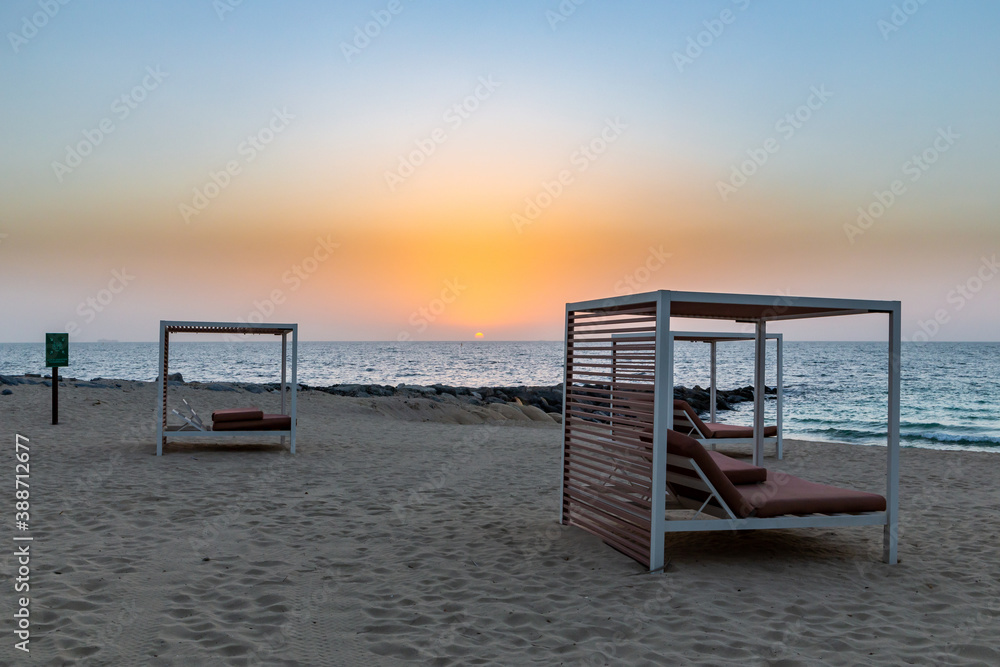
{"left": 705, "top": 423, "right": 779, "bottom": 439}
{"left": 674, "top": 400, "right": 710, "bottom": 436}
{"left": 666, "top": 429, "right": 885, "bottom": 519}
{"left": 707, "top": 451, "right": 768, "bottom": 485}
{"left": 666, "top": 430, "right": 755, "bottom": 517}
{"left": 212, "top": 414, "right": 290, "bottom": 431}
{"left": 212, "top": 408, "right": 263, "bottom": 423}
{"left": 735, "top": 472, "right": 887, "bottom": 518}
{"left": 642, "top": 427, "right": 768, "bottom": 486}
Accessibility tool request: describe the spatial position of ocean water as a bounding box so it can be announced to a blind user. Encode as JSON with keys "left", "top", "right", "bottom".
{"left": 1, "top": 341, "right": 997, "bottom": 453}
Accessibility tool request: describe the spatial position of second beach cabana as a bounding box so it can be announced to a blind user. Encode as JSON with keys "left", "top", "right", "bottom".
{"left": 156, "top": 320, "right": 298, "bottom": 456}
{"left": 615, "top": 330, "right": 784, "bottom": 458}
{"left": 560, "top": 290, "right": 900, "bottom": 571}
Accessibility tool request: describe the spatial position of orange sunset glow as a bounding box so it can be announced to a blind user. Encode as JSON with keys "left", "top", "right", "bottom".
{"left": 1, "top": 2, "right": 997, "bottom": 343}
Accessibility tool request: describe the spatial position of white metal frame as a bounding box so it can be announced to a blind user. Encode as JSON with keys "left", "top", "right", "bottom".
{"left": 156, "top": 320, "right": 298, "bottom": 456}
{"left": 562, "top": 290, "right": 901, "bottom": 571}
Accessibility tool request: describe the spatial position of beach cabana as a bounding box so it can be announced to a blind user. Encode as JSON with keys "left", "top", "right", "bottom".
{"left": 560, "top": 291, "right": 900, "bottom": 570}
{"left": 156, "top": 320, "right": 298, "bottom": 456}
{"left": 615, "top": 331, "right": 784, "bottom": 458}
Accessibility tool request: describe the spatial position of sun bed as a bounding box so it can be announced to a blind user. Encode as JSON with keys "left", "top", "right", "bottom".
{"left": 664, "top": 428, "right": 885, "bottom": 520}
{"left": 673, "top": 399, "right": 779, "bottom": 455}
{"left": 211, "top": 408, "right": 291, "bottom": 432}
{"left": 156, "top": 320, "right": 298, "bottom": 455}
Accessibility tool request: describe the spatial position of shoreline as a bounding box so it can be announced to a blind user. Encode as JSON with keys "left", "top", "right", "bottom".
{"left": 3, "top": 373, "right": 997, "bottom": 454}
{"left": 1, "top": 372, "right": 764, "bottom": 414}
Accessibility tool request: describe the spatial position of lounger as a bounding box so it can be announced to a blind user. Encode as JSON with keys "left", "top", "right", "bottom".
{"left": 211, "top": 408, "right": 292, "bottom": 432}
{"left": 665, "top": 428, "right": 885, "bottom": 520}
{"left": 673, "top": 399, "right": 780, "bottom": 457}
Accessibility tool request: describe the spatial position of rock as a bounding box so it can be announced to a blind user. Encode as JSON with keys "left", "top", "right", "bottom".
{"left": 1, "top": 389, "right": 12, "bottom": 395}
{"left": 168, "top": 372, "right": 184, "bottom": 382}
{"left": 514, "top": 404, "right": 554, "bottom": 423}
{"left": 205, "top": 383, "right": 237, "bottom": 392}
{"left": 398, "top": 384, "right": 436, "bottom": 395}
{"left": 488, "top": 403, "right": 532, "bottom": 421}
{"left": 547, "top": 412, "right": 562, "bottom": 424}
{"left": 0, "top": 375, "right": 20, "bottom": 386}
{"left": 242, "top": 385, "right": 267, "bottom": 394}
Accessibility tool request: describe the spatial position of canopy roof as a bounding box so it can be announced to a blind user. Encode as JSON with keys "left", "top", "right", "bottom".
{"left": 569, "top": 290, "right": 896, "bottom": 322}
{"left": 162, "top": 320, "right": 294, "bottom": 335}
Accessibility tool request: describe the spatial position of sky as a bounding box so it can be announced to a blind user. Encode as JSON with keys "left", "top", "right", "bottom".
{"left": 1, "top": 0, "right": 998, "bottom": 343}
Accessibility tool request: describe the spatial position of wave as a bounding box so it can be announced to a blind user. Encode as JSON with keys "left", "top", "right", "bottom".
{"left": 791, "top": 425, "right": 1000, "bottom": 449}
{"left": 902, "top": 432, "right": 1000, "bottom": 446}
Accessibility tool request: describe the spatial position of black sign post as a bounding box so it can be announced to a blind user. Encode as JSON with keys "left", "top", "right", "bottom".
{"left": 45, "top": 333, "right": 69, "bottom": 425}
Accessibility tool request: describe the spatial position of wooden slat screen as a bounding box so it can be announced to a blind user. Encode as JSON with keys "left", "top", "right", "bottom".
{"left": 562, "top": 301, "right": 658, "bottom": 566}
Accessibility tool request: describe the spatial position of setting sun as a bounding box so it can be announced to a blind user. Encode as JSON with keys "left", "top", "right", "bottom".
{"left": 475, "top": 332, "right": 485, "bottom": 339}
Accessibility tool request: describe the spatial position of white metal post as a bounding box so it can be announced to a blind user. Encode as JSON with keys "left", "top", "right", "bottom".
{"left": 559, "top": 305, "right": 571, "bottom": 524}
{"left": 280, "top": 332, "right": 287, "bottom": 448}
{"left": 753, "top": 320, "right": 767, "bottom": 466}
{"left": 281, "top": 332, "right": 287, "bottom": 416}
{"left": 156, "top": 321, "right": 165, "bottom": 456}
{"left": 885, "top": 306, "right": 901, "bottom": 563}
{"left": 650, "top": 292, "right": 672, "bottom": 571}
{"left": 709, "top": 340, "right": 717, "bottom": 423}
{"left": 290, "top": 325, "right": 298, "bottom": 454}
{"left": 776, "top": 335, "right": 784, "bottom": 460}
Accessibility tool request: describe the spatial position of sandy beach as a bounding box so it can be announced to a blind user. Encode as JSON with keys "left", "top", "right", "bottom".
{"left": 1, "top": 380, "right": 998, "bottom": 666}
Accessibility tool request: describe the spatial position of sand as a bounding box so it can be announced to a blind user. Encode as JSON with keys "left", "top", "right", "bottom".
{"left": 1, "top": 379, "right": 998, "bottom": 666}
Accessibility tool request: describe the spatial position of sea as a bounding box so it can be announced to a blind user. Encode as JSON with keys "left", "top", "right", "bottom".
{"left": 2, "top": 341, "right": 998, "bottom": 453}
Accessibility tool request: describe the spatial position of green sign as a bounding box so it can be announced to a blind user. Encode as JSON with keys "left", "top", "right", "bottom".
{"left": 45, "top": 333, "right": 69, "bottom": 367}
